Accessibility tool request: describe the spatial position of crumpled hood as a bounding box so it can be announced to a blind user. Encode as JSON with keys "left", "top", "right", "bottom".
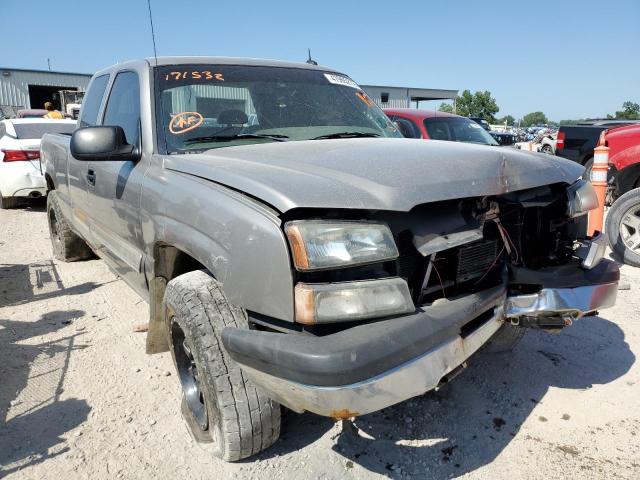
{"left": 163, "top": 138, "right": 584, "bottom": 213}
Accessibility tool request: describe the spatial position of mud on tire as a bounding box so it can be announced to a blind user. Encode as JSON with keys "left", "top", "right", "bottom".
{"left": 47, "top": 191, "right": 94, "bottom": 262}
{"left": 165, "top": 270, "right": 281, "bottom": 462}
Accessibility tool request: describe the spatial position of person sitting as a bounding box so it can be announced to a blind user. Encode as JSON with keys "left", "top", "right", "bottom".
{"left": 43, "top": 102, "right": 64, "bottom": 119}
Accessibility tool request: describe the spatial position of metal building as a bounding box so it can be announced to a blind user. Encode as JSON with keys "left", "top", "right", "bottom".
{"left": 361, "top": 85, "right": 458, "bottom": 109}
{"left": 0, "top": 67, "right": 91, "bottom": 117}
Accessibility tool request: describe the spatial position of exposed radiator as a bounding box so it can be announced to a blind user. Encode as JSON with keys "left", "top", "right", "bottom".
{"left": 456, "top": 240, "right": 498, "bottom": 283}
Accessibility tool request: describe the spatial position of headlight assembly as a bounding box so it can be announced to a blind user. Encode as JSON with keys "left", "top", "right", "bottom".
{"left": 285, "top": 220, "right": 399, "bottom": 271}
{"left": 295, "top": 278, "right": 414, "bottom": 324}
{"left": 567, "top": 179, "right": 599, "bottom": 218}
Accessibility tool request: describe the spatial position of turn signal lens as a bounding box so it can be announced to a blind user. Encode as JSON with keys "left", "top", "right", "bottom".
{"left": 567, "top": 179, "right": 599, "bottom": 217}
{"left": 294, "top": 278, "right": 414, "bottom": 324}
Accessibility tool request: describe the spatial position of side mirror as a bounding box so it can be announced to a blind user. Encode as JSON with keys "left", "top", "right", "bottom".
{"left": 70, "top": 126, "right": 140, "bottom": 161}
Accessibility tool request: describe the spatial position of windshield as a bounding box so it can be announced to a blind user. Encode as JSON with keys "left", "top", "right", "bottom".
{"left": 155, "top": 65, "right": 401, "bottom": 153}
{"left": 13, "top": 122, "right": 76, "bottom": 139}
{"left": 424, "top": 117, "right": 499, "bottom": 146}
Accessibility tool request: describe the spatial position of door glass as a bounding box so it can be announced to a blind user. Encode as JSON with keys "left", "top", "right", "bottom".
{"left": 102, "top": 71, "right": 141, "bottom": 145}
{"left": 79, "top": 74, "right": 110, "bottom": 128}
{"left": 395, "top": 118, "right": 420, "bottom": 138}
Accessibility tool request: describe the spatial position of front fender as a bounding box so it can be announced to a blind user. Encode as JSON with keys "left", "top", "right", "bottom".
{"left": 143, "top": 168, "right": 295, "bottom": 322}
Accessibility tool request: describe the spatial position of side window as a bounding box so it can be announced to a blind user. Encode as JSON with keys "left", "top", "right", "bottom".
{"left": 0, "top": 123, "right": 6, "bottom": 138}
{"left": 102, "top": 71, "right": 141, "bottom": 146}
{"left": 79, "top": 74, "right": 110, "bottom": 128}
{"left": 395, "top": 117, "right": 421, "bottom": 139}
{"left": 424, "top": 119, "right": 452, "bottom": 141}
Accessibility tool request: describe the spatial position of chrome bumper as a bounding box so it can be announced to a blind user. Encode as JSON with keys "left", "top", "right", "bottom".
{"left": 238, "top": 276, "right": 618, "bottom": 418}
{"left": 505, "top": 282, "right": 618, "bottom": 320}
{"left": 240, "top": 307, "right": 505, "bottom": 418}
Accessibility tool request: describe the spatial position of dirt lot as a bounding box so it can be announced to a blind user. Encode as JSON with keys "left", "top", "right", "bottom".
{"left": 1, "top": 203, "right": 639, "bottom": 479}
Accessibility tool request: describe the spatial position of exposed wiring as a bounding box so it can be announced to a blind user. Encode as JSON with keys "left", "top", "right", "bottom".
{"left": 474, "top": 244, "right": 506, "bottom": 286}
{"left": 430, "top": 259, "right": 447, "bottom": 299}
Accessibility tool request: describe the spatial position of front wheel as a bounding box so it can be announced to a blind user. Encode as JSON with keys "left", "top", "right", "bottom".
{"left": 540, "top": 144, "right": 553, "bottom": 155}
{"left": 606, "top": 188, "right": 640, "bottom": 267}
{"left": 165, "top": 270, "right": 281, "bottom": 461}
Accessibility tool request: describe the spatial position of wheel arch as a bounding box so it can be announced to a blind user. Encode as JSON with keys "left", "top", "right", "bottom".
{"left": 44, "top": 173, "right": 55, "bottom": 192}
{"left": 146, "top": 242, "right": 209, "bottom": 354}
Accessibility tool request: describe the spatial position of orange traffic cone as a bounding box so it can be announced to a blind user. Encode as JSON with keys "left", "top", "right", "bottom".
{"left": 588, "top": 145, "right": 609, "bottom": 235}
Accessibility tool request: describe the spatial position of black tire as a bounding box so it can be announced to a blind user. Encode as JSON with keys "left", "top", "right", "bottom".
{"left": 0, "top": 192, "right": 21, "bottom": 209}
{"left": 484, "top": 323, "right": 527, "bottom": 353}
{"left": 47, "top": 191, "right": 94, "bottom": 261}
{"left": 582, "top": 157, "right": 594, "bottom": 181}
{"left": 606, "top": 188, "right": 640, "bottom": 267}
{"left": 540, "top": 144, "right": 553, "bottom": 155}
{"left": 165, "top": 270, "right": 281, "bottom": 462}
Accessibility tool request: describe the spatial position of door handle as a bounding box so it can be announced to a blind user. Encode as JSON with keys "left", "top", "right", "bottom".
{"left": 86, "top": 169, "right": 96, "bottom": 186}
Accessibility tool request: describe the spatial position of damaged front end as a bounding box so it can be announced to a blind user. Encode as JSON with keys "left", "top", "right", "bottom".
{"left": 222, "top": 180, "right": 619, "bottom": 418}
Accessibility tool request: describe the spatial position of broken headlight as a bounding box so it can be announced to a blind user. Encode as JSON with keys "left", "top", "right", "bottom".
{"left": 285, "top": 220, "right": 399, "bottom": 271}
{"left": 567, "top": 179, "right": 598, "bottom": 218}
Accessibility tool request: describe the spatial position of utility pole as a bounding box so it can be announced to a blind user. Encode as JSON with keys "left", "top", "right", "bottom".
{"left": 47, "top": 58, "right": 51, "bottom": 71}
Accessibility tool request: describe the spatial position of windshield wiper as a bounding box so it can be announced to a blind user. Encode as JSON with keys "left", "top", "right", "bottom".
{"left": 311, "top": 132, "right": 381, "bottom": 140}
{"left": 184, "top": 133, "right": 289, "bottom": 144}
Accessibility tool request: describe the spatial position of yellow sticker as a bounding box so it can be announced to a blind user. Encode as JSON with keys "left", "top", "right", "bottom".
{"left": 169, "top": 112, "right": 204, "bottom": 135}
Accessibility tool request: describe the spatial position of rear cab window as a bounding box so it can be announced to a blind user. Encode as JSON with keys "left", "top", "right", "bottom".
{"left": 79, "top": 74, "right": 110, "bottom": 128}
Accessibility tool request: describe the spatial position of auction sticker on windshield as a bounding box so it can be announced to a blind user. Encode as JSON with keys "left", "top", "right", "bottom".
{"left": 324, "top": 73, "right": 360, "bottom": 89}
{"left": 169, "top": 112, "right": 204, "bottom": 135}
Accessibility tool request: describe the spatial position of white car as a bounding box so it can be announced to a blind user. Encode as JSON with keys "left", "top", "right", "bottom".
{"left": 0, "top": 118, "right": 76, "bottom": 208}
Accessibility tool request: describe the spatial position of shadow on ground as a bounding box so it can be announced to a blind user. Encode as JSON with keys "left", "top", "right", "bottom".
{"left": 0, "top": 261, "right": 106, "bottom": 308}
{"left": 0, "top": 309, "right": 91, "bottom": 475}
{"left": 257, "top": 315, "right": 633, "bottom": 478}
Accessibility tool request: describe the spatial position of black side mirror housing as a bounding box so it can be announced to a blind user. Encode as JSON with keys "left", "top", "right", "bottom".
{"left": 70, "top": 126, "right": 140, "bottom": 161}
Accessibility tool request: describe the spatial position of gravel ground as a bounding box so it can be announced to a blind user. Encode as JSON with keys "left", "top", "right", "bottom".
{"left": 1, "top": 202, "right": 639, "bottom": 479}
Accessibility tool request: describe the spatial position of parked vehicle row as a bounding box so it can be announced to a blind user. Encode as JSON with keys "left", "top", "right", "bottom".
{"left": 39, "top": 56, "right": 618, "bottom": 462}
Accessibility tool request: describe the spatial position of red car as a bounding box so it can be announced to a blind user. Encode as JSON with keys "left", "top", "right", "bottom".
{"left": 602, "top": 124, "right": 640, "bottom": 198}
{"left": 601, "top": 124, "right": 640, "bottom": 267}
{"left": 383, "top": 108, "right": 498, "bottom": 146}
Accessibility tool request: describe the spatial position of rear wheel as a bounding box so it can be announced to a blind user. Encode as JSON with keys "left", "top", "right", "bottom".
{"left": 47, "top": 191, "right": 94, "bottom": 261}
{"left": 606, "top": 188, "right": 640, "bottom": 267}
{"left": 540, "top": 144, "right": 553, "bottom": 155}
{"left": 165, "top": 270, "right": 281, "bottom": 461}
{"left": 582, "top": 157, "right": 594, "bottom": 182}
{"left": 0, "top": 192, "right": 20, "bottom": 209}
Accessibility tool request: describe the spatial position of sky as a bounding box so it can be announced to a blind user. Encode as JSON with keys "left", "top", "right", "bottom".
{"left": 2, "top": 0, "right": 638, "bottom": 120}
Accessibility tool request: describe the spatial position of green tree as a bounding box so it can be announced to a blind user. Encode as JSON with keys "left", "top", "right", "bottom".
{"left": 438, "top": 102, "right": 454, "bottom": 113}
{"left": 521, "top": 111, "right": 548, "bottom": 127}
{"left": 497, "top": 115, "right": 515, "bottom": 125}
{"left": 614, "top": 101, "right": 640, "bottom": 120}
{"left": 454, "top": 89, "right": 500, "bottom": 123}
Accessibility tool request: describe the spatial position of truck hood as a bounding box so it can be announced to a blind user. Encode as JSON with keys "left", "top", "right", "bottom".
{"left": 163, "top": 138, "right": 583, "bottom": 213}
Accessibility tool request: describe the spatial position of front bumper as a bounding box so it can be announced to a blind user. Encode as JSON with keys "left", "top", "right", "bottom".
{"left": 222, "top": 260, "right": 619, "bottom": 418}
